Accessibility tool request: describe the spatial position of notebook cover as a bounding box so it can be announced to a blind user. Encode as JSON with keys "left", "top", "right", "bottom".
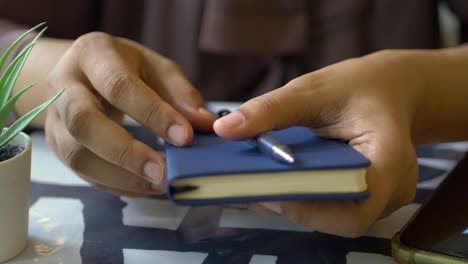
{"left": 165, "top": 126, "right": 370, "bottom": 206}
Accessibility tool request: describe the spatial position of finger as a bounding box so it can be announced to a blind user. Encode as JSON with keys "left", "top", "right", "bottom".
{"left": 264, "top": 125, "right": 416, "bottom": 238}
{"left": 75, "top": 164, "right": 163, "bottom": 195}
{"left": 56, "top": 84, "right": 166, "bottom": 186}
{"left": 91, "top": 181, "right": 153, "bottom": 197}
{"left": 46, "top": 111, "right": 158, "bottom": 195}
{"left": 52, "top": 87, "right": 166, "bottom": 189}
{"left": 75, "top": 34, "right": 206, "bottom": 145}
{"left": 139, "top": 48, "right": 217, "bottom": 132}
{"left": 271, "top": 200, "right": 371, "bottom": 237}
{"left": 213, "top": 71, "right": 345, "bottom": 140}
{"left": 47, "top": 110, "right": 162, "bottom": 194}
{"left": 44, "top": 108, "right": 61, "bottom": 155}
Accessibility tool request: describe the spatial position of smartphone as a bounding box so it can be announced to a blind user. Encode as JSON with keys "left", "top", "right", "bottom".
{"left": 392, "top": 154, "right": 468, "bottom": 264}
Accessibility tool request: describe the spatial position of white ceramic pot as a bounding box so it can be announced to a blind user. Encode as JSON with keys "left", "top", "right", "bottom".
{"left": 0, "top": 131, "right": 31, "bottom": 263}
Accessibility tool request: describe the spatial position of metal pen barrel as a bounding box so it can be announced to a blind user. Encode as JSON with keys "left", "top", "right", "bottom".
{"left": 217, "top": 109, "right": 295, "bottom": 164}
{"left": 248, "top": 133, "right": 295, "bottom": 164}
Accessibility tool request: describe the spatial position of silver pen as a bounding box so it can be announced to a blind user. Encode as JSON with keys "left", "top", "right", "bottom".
{"left": 247, "top": 133, "right": 295, "bottom": 164}
{"left": 217, "top": 109, "right": 295, "bottom": 164}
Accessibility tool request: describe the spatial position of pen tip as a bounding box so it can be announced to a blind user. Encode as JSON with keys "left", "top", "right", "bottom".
{"left": 285, "top": 156, "right": 295, "bottom": 164}
{"left": 272, "top": 146, "right": 295, "bottom": 164}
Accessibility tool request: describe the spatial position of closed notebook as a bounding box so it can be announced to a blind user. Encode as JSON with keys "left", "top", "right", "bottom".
{"left": 165, "top": 126, "right": 370, "bottom": 206}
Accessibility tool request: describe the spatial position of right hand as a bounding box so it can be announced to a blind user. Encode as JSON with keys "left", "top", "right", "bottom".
{"left": 45, "top": 32, "right": 216, "bottom": 196}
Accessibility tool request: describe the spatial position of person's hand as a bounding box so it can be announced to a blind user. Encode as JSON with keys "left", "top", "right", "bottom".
{"left": 214, "top": 50, "right": 423, "bottom": 237}
{"left": 45, "top": 32, "right": 216, "bottom": 196}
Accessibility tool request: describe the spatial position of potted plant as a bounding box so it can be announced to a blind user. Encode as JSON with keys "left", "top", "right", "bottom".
{"left": 0, "top": 23, "right": 62, "bottom": 262}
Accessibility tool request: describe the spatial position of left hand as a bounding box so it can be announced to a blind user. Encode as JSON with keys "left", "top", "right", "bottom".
{"left": 214, "top": 50, "right": 423, "bottom": 238}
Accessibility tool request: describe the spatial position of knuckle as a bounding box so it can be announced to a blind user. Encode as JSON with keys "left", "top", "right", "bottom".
{"left": 74, "top": 32, "right": 111, "bottom": 51}
{"left": 46, "top": 69, "right": 61, "bottom": 90}
{"left": 45, "top": 132, "right": 57, "bottom": 153}
{"left": 112, "top": 140, "right": 134, "bottom": 169}
{"left": 250, "top": 95, "right": 280, "bottom": 113}
{"left": 63, "top": 142, "right": 87, "bottom": 172}
{"left": 71, "top": 32, "right": 112, "bottom": 59}
{"left": 161, "top": 59, "right": 182, "bottom": 74}
{"left": 247, "top": 96, "right": 281, "bottom": 130}
{"left": 285, "top": 74, "right": 319, "bottom": 91}
{"left": 373, "top": 49, "right": 395, "bottom": 58}
{"left": 141, "top": 101, "right": 163, "bottom": 128}
{"left": 46, "top": 69, "right": 69, "bottom": 102}
{"left": 63, "top": 101, "right": 93, "bottom": 137}
{"left": 183, "top": 87, "right": 202, "bottom": 101}
{"left": 285, "top": 77, "right": 302, "bottom": 88}
{"left": 102, "top": 71, "right": 133, "bottom": 104}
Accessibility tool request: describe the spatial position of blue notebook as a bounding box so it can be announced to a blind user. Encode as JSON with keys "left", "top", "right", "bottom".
{"left": 165, "top": 127, "right": 370, "bottom": 206}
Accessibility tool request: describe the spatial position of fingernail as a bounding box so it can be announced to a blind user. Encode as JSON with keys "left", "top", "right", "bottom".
{"left": 168, "top": 124, "right": 187, "bottom": 145}
{"left": 259, "top": 202, "right": 283, "bottom": 214}
{"left": 218, "top": 111, "right": 244, "bottom": 128}
{"left": 143, "top": 161, "right": 163, "bottom": 184}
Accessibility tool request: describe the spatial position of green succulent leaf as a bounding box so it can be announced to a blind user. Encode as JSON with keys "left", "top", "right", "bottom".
{"left": 0, "top": 42, "right": 35, "bottom": 105}
{"left": 0, "top": 23, "right": 63, "bottom": 150}
{"left": 0, "top": 26, "right": 47, "bottom": 108}
{"left": 0, "top": 22, "right": 45, "bottom": 74}
{"left": 0, "top": 82, "right": 37, "bottom": 133}
{"left": 0, "top": 89, "right": 63, "bottom": 149}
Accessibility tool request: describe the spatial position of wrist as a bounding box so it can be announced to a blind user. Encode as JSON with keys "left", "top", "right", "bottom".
{"left": 409, "top": 47, "right": 468, "bottom": 144}
{"left": 14, "top": 37, "right": 72, "bottom": 127}
{"left": 364, "top": 50, "right": 428, "bottom": 141}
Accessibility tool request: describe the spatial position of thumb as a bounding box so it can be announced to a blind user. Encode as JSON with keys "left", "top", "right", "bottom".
{"left": 214, "top": 75, "right": 342, "bottom": 140}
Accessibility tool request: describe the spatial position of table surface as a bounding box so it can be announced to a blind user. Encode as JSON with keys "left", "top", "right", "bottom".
{"left": 6, "top": 102, "right": 468, "bottom": 264}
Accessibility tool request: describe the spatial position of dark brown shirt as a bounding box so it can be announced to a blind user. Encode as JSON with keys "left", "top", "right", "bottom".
{"left": 1, "top": 0, "right": 468, "bottom": 101}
